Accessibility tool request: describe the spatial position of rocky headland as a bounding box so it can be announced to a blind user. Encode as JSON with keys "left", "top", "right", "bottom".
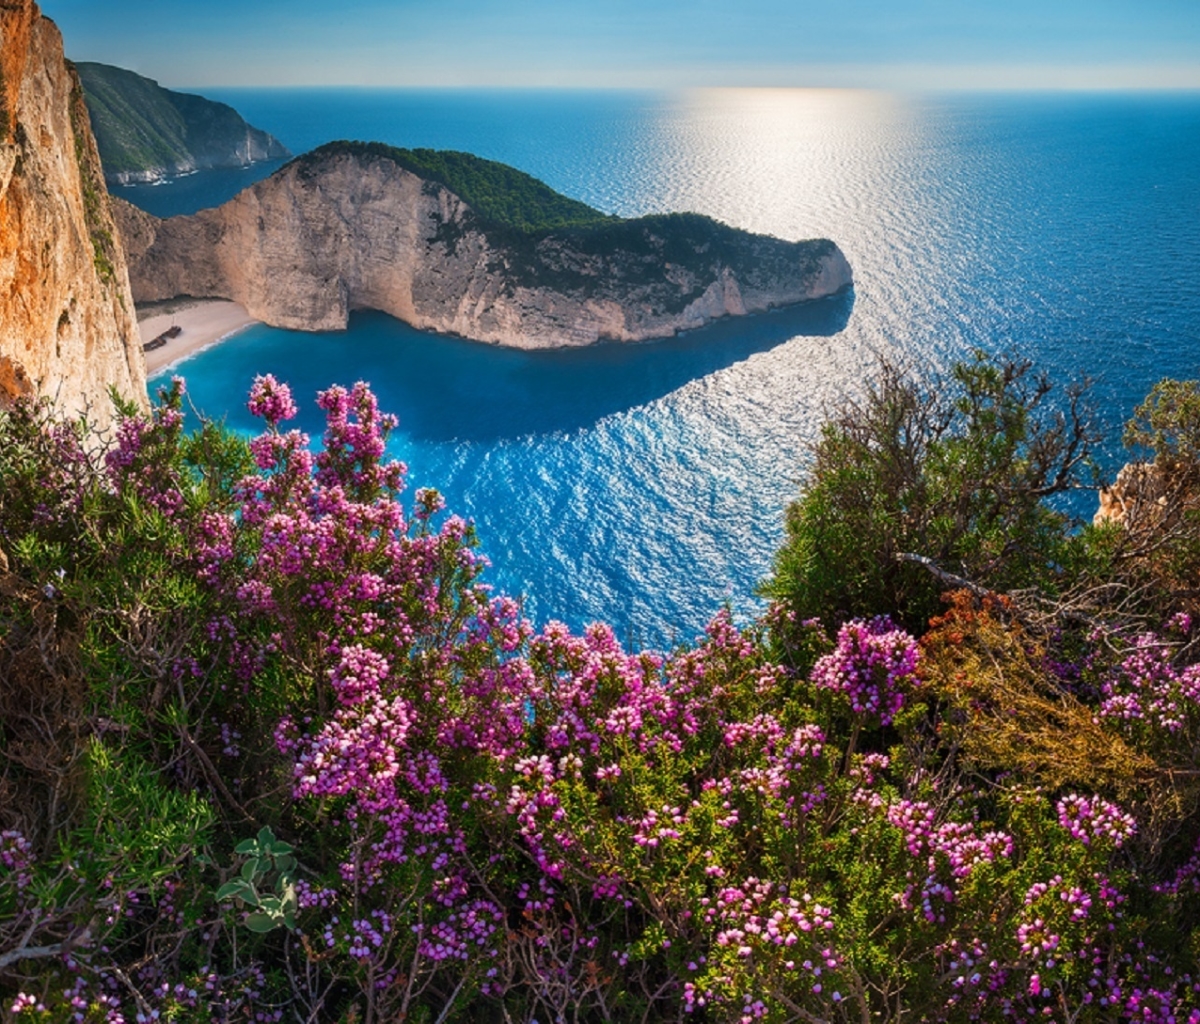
{"left": 115, "top": 141, "right": 853, "bottom": 348}
{"left": 76, "top": 62, "right": 290, "bottom": 186}
{"left": 0, "top": 0, "right": 145, "bottom": 423}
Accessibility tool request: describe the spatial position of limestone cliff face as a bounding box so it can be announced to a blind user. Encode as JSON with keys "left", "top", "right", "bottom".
{"left": 117, "top": 148, "right": 853, "bottom": 348}
{"left": 0, "top": 0, "right": 146, "bottom": 421}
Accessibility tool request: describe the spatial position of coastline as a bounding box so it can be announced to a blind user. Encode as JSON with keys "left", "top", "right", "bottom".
{"left": 138, "top": 299, "right": 259, "bottom": 375}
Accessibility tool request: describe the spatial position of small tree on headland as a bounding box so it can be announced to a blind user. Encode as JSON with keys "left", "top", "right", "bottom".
{"left": 1106, "top": 378, "right": 1200, "bottom": 611}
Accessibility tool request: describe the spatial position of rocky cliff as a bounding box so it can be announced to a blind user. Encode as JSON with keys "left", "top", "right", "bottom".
{"left": 116, "top": 142, "right": 853, "bottom": 348}
{"left": 0, "top": 0, "right": 146, "bottom": 422}
{"left": 77, "top": 62, "right": 290, "bottom": 186}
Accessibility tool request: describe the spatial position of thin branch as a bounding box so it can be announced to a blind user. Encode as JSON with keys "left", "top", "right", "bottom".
{"left": 0, "top": 942, "right": 64, "bottom": 970}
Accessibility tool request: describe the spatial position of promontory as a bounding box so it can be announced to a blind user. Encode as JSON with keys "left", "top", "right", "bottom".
{"left": 115, "top": 142, "right": 853, "bottom": 348}
{"left": 77, "top": 62, "right": 290, "bottom": 186}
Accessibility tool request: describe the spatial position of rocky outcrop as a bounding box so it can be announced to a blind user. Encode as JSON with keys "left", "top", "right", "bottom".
{"left": 76, "top": 62, "right": 290, "bottom": 186}
{"left": 116, "top": 144, "right": 853, "bottom": 348}
{"left": 0, "top": 1, "right": 146, "bottom": 422}
{"left": 1095, "top": 462, "right": 1166, "bottom": 527}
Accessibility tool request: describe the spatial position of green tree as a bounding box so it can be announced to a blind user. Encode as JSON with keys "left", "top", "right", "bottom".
{"left": 762, "top": 352, "right": 1097, "bottom": 634}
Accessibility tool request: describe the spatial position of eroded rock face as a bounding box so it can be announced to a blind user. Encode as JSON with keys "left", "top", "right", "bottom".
{"left": 0, "top": 0, "right": 146, "bottom": 423}
{"left": 1095, "top": 461, "right": 1175, "bottom": 529}
{"left": 116, "top": 149, "right": 853, "bottom": 348}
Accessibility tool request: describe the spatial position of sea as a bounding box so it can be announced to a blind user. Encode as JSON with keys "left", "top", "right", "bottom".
{"left": 120, "top": 89, "right": 1200, "bottom": 649}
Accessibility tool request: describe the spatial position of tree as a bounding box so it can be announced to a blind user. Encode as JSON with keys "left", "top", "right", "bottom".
{"left": 762, "top": 351, "right": 1097, "bottom": 634}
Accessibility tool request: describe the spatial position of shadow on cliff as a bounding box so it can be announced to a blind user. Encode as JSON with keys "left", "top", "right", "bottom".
{"left": 177, "top": 289, "right": 853, "bottom": 442}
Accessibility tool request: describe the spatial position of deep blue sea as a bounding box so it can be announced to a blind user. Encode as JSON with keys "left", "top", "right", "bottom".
{"left": 123, "top": 89, "right": 1200, "bottom": 648}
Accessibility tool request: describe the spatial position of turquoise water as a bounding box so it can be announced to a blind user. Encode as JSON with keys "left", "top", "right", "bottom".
{"left": 131, "top": 89, "right": 1200, "bottom": 647}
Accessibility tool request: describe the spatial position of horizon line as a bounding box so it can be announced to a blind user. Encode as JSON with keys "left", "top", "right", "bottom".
{"left": 68, "top": 57, "right": 1200, "bottom": 95}
{"left": 153, "top": 82, "right": 1200, "bottom": 95}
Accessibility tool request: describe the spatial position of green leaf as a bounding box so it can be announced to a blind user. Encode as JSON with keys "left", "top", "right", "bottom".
{"left": 244, "top": 912, "right": 278, "bottom": 934}
{"left": 257, "top": 826, "right": 275, "bottom": 848}
{"left": 214, "top": 880, "right": 253, "bottom": 903}
{"left": 240, "top": 857, "right": 260, "bottom": 882}
{"left": 234, "top": 838, "right": 259, "bottom": 855}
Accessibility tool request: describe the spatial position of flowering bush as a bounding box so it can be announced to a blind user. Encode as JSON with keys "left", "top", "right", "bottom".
{"left": 809, "top": 616, "right": 919, "bottom": 726}
{"left": 2, "top": 377, "right": 1200, "bottom": 1023}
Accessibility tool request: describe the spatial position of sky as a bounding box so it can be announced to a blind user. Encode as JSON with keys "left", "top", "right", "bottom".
{"left": 41, "top": 0, "right": 1200, "bottom": 91}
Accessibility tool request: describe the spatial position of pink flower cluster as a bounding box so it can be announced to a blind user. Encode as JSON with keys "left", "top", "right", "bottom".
{"left": 704, "top": 877, "right": 837, "bottom": 966}
{"left": 1098, "top": 632, "right": 1200, "bottom": 734}
{"left": 203, "top": 378, "right": 529, "bottom": 998}
{"left": 810, "top": 617, "right": 920, "bottom": 725}
{"left": 886, "top": 800, "right": 1013, "bottom": 923}
{"left": 104, "top": 378, "right": 188, "bottom": 517}
{"left": 1056, "top": 793, "right": 1137, "bottom": 848}
{"left": 247, "top": 373, "right": 299, "bottom": 427}
{"left": 9, "top": 993, "right": 46, "bottom": 1015}
{"left": 0, "top": 829, "right": 34, "bottom": 893}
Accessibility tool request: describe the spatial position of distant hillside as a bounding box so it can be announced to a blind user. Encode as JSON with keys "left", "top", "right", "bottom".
{"left": 75, "top": 62, "right": 290, "bottom": 185}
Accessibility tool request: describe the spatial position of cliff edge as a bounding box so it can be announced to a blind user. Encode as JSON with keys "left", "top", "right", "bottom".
{"left": 116, "top": 142, "right": 853, "bottom": 348}
{"left": 0, "top": 0, "right": 146, "bottom": 422}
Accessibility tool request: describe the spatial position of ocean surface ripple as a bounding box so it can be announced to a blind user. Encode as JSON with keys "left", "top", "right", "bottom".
{"left": 131, "top": 89, "right": 1200, "bottom": 647}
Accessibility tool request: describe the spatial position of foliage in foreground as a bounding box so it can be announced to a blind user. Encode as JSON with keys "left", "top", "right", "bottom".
{"left": 763, "top": 353, "right": 1102, "bottom": 634}
{"left": 2, "top": 367, "right": 1200, "bottom": 1023}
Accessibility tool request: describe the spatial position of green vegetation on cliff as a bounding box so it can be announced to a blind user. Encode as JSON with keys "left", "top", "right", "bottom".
{"left": 300, "top": 140, "right": 618, "bottom": 233}
{"left": 75, "top": 62, "right": 289, "bottom": 182}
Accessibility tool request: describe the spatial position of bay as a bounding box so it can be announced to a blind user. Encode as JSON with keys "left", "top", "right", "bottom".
{"left": 124, "top": 89, "right": 1200, "bottom": 647}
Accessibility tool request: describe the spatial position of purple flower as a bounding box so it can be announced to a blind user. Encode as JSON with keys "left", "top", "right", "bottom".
{"left": 247, "top": 374, "right": 298, "bottom": 427}
{"left": 810, "top": 617, "right": 920, "bottom": 725}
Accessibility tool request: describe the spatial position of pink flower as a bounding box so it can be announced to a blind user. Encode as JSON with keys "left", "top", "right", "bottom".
{"left": 248, "top": 374, "right": 298, "bottom": 427}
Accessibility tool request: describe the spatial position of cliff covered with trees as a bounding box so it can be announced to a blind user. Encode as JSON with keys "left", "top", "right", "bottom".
{"left": 76, "top": 62, "right": 289, "bottom": 186}
{"left": 115, "top": 142, "right": 853, "bottom": 347}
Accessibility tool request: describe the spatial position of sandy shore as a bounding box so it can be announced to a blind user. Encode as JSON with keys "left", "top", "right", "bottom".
{"left": 138, "top": 299, "right": 259, "bottom": 374}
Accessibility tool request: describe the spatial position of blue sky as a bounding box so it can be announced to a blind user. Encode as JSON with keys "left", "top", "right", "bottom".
{"left": 43, "top": 0, "right": 1200, "bottom": 90}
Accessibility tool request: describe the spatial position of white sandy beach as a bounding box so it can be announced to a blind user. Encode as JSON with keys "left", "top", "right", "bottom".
{"left": 138, "top": 299, "right": 259, "bottom": 374}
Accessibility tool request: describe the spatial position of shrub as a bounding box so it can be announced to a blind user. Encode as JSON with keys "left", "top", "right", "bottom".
{"left": 3, "top": 375, "right": 1200, "bottom": 1024}
{"left": 1104, "top": 379, "right": 1200, "bottom": 607}
{"left": 762, "top": 352, "right": 1097, "bottom": 637}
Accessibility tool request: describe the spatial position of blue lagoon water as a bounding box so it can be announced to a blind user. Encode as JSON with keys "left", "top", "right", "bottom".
{"left": 131, "top": 89, "right": 1200, "bottom": 647}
